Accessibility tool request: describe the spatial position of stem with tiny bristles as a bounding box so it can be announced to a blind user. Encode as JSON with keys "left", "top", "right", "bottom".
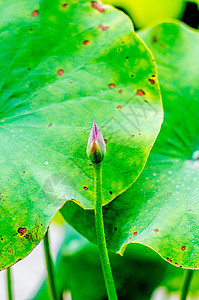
{"left": 181, "top": 269, "right": 194, "bottom": 300}
{"left": 93, "top": 163, "right": 118, "bottom": 300}
{"left": 7, "top": 267, "right": 13, "bottom": 300}
{"left": 43, "top": 229, "right": 58, "bottom": 300}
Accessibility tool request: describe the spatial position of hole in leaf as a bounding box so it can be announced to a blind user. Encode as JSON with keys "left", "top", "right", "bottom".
{"left": 109, "top": 191, "right": 112, "bottom": 195}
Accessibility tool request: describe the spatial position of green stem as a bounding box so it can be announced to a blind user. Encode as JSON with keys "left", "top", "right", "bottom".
{"left": 93, "top": 163, "right": 118, "bottom": 300}
{"left": 43, "top": 229, "right": 58, "bottom": 300}
{"left": 181, "top": 270, "right": 194, "bottom": 300}
{"left": 6, "top": 267, "right": 13, "bottom": 300}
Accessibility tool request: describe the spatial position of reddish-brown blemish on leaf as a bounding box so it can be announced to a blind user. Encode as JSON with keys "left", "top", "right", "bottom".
{"left": 149, "top": 79, "right": 155, "bottom": 84}
{"left": 181, "top": 246, "right": 186, "bottom": 251}
{"left": 18, "top": 228, "right": 27, "bottom": 236}
{"left": 104, "top": 139, "right": 107, "bottom": 143}
{"left": 137, "top": 90, "right": 145, "bottom": 96}
{"left": 154, "top": 229, "right": 159, "bottom": 233}
{"left": 109, "top": 83, "right": 115, "bottom": 89}
{"left": 134, "top": 231, "right": 137, "bottom": 236}
{"left": 62, "top": 3, "right": 68, "bottom": 7}
{"left": 167, "top": 257, "right": 172, "bottom": 263}
{"left": 118, "top": 90, "right": 122, "bottom": 94}
{"left": 117, "top": 105, "right": 122, "bottom": 109}
{"left": 167, "top": 192, "right": 171, "bottom": 196}
{"left": 83, "top": 186, "right": 88, "bottom": 190}
{"left": 32, "top": 10, "right": 39, "bottom": 17}
{"left": 98, "top": 25, "right": 109, "bottom": 31}
{"left": 144, "top": 100, "right": 148, "bottom": 103}
{"left": 89, "top": 164, "right": 92, "bottom": 167}
{"left": 132, "top": 135, "right": 135, "bottom": 137}
{"left": 91, "top": 1, "right": 105, "bottom": 13}
{"left": 83, "top": 40, "right": 90, "bottom": 45}
{"left": 58, "top": 69, "right": 64, "bottom": 75}
{"left": 153, "top": 36, "right": 157, "bottom": 43}
{"left": 23, "top": 171, "right": 26, "bottom": 174}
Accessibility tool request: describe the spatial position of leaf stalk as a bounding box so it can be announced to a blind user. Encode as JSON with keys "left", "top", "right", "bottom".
{"left": 93, "top": 163, "right": 118, "bottom": 300}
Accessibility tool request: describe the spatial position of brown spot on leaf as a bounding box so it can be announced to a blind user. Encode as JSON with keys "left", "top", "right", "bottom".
{"left": 91, "top": 1, "right": 105, "bottom": 13}
{"left": 83, "top": 186, "right": 88, "bottom": 190}
{"left": 104, "top": 139, "right": 107, "bottom": 143}
{"left": 57, "top": 69, "right": 64, "bottom": 75}
{"left": 98, "top": 25, "right": 109, "bottom": 31}
{"left": 134, "top": 231, "right": 137, "bottom": 236}
{"left": 83, "top": 40, "right": 90, "bottom": 45}
{"left": 149, "top": 79, "right": 155, "bottom": 84}
{"left": 153, "top": 36, "right": 157, "bottom": 43}
{"left": 137, "top": 90, "right": 145, "bottom": 96}
{"left": 117, "top": 105, "right": 122, "bottom": 109}
{"left": 62, "top": 3, "right": 68, "bottom": 7}
{"left": 48, "top": 123, "right": 52, "bottom": 127}
{"left": 132, "top": 135, "right": 135, "bottom": 137}
{"left": 181, "top": 246, "right": 186, "bottom": 251}
{"left": 109, "top": 83, "right": 115, "bottom": 89}
{"left": 18, "top": 228, "right": 27, "bottom": 236}
{"left": 118, "top": 90, "right": 122, "bottom": 94}
{"left": 167, "top": 193, "right": 171, "bottom": 196}
{"left": 109, "top": 191, "right": 112, "bottom": 195}
{"left": 32, "top": 10, "right": 39, "bottom": 17}
{"left": 167, "top": 257, "right": 172, "bottom": 262}
{"left": 154, "top": 229, "right": 159, "bottom": 233}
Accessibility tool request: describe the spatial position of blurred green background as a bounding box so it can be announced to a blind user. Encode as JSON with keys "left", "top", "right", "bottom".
{"left": 103, "top": 0, "right": 199, "bottom": 29}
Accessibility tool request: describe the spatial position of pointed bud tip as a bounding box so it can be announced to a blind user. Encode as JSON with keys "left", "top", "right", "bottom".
{"left": 87, "top": 121, "right": 106, "bottom": 164}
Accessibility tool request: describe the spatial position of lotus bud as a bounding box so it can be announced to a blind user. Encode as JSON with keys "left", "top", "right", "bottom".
{"left": 87, "top": 121, "right": 106, "bottom": 164}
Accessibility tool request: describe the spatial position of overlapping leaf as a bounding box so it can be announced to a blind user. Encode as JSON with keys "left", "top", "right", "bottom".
{"left": 61, "top": 21, "right": 199, "bottom": 269}
{"left": 0, "top": 0, "right": 162, "bottom": 269}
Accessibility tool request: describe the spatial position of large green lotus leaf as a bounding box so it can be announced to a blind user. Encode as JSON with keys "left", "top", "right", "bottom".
{"left": 61, "top": 21, "right": 199, "bottom": 269}
{"left": 0, "top": 1, "right": 162, "bottom": 270}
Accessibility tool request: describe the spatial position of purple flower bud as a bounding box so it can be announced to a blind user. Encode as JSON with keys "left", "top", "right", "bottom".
{"left": 87, "top": 121, "right": 106, "bottom": 164}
